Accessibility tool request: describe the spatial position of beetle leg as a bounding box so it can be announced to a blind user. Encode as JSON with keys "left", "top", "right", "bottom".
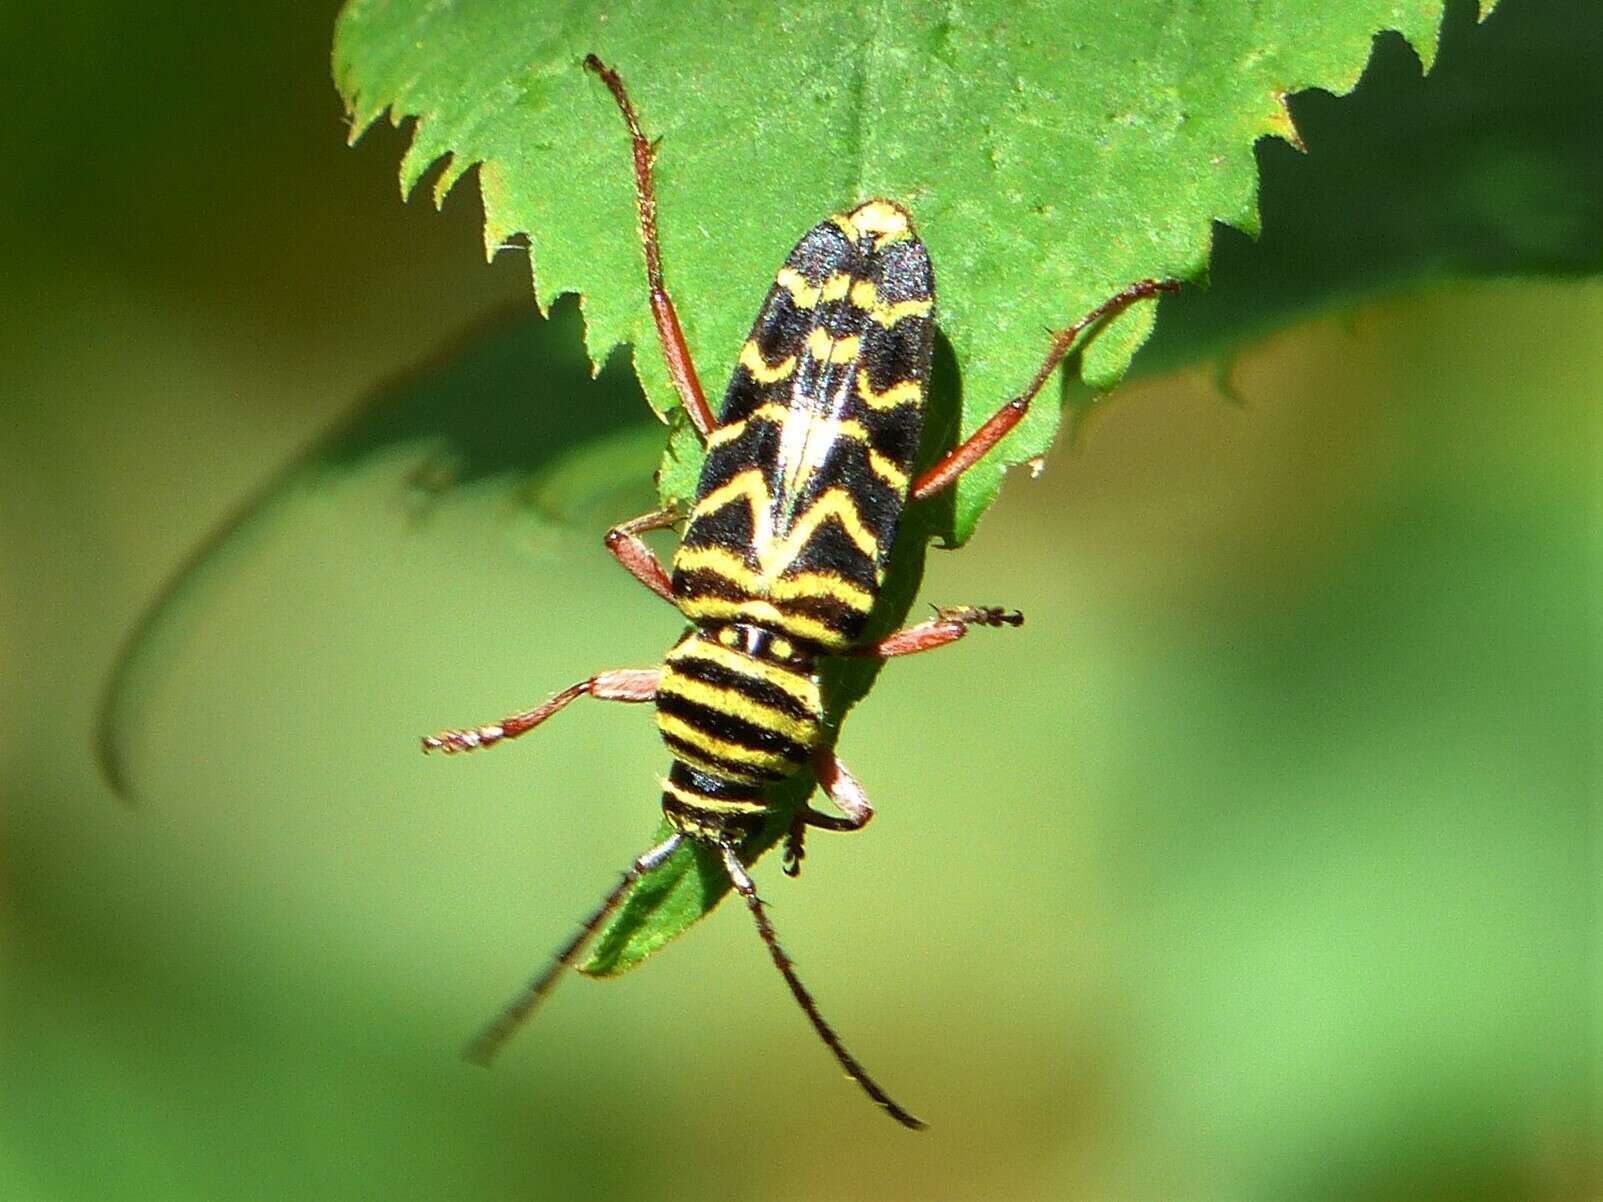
{"left": 785, "top": 749, "right": 876, "bottom": 877}
{"left": 809, "top": 749, "right": 874, "bottom": 829}
{"left": 584, "top": 55, "right": 718, "bottom": 439}
{"left": 911, "top": 277, "right": 1181, "bottom": 500}
{"left": 422, "top": 668, "right": 660, "bottom": 755}
{"left": 782, "top": 810, "right": 808, "bottom": 876}
{"left": 604, "top": 508, "right": 680, "bottom": 602}
{"left": 852, "top": 606, "right": 1023, "bottom": 660}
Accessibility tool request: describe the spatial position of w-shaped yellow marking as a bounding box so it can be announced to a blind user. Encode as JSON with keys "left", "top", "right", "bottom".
{"left": 772, "top": 570, "right": 875, "bottom": 612}
{"left": 739, "top": 340, "right": 796, "bottom": 383}
{"left": 871, "top": 298, "right": 933, "bottom": 327}
{"left": 690, "top": 469, "right": 881, "bottom": 578}
{"left": 674, "top": 543, "right": 764, "bottom": 592}
{"left": 691, "top": 469, "right": 771, "bottom": 526}
{"left": 706, "top": 402, "right": 788, "bottom": 450}
{"left": 776, "top": 268, "right": 821, "bottom": 308}
{"left": 806, "top": 328, "right": 861, "bottom": 364}
{"left": 855, "top": 369, "right": 923, "bottom": 410}
{"left": 776, "top": 269, "right": 853, "bottom": 309}
{"left": 677, "top": 539, "right": 876, "bottom": 614}
{"left": 867, "top": 449, "right": 910, "bottom": 491}
{"left": 846, "top": 279, "right": 933, "bottom": 327}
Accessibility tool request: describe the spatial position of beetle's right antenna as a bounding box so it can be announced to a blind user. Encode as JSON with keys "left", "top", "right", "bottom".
{"left": 717, "top": 841, "right": 927, "bottom": 1130}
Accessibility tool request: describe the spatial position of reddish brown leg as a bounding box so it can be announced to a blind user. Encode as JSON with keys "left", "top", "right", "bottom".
{"left": 422, "top": 668, "right": 660, "bottom": 755}
{"left": 604, "top": 508, "right": 679, "bottom": 602}
{"left": 584, "top": 55, "right": 717, "bottom": 440}
{"left": 853, "top": 606, "right": 1023, "bottom": 661}
{"left": 784, "top": 749, "right": 876, "bottom": 876}
{"left": 911, "top": 277, "right": 1182, "bottom": 500}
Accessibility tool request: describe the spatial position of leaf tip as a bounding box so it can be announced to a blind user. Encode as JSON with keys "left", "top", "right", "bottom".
{"left": 339, "top": 92, "right": 386, "bottom": 148}
{"left": 1267, "top": 91, "right": 1308, "bottom": 154}
{"left": 431, "top": 153, "right": 475, "bottom": 211}
{"left": 397, "top": 122, "right": 446, "bottom": 202}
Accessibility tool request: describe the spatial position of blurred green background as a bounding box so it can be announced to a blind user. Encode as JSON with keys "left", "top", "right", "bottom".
{"left": 2, "top": 3, "right": 1596, "bottom": 1201}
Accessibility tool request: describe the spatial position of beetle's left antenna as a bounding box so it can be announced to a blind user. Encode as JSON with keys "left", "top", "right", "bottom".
{"left": 463, "top": 833, "right": 683, "bottom": 1064}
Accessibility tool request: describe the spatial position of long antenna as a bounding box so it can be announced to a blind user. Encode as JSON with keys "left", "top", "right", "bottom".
{"left": 718, "top": 842, "right": 926, "bottom": 1130}
{"left": 464, "top": 834, "right": 683, "bottom": 1064}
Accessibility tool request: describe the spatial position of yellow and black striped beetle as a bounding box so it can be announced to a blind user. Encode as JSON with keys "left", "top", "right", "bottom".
{"left": 423, "top": 55, "right": 1179, "bottom": 1130}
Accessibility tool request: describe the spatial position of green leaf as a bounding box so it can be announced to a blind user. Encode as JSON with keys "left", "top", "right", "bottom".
{"left": 578, "top": 815, "right": 787, "bottom": 979}
{"left": 323, "top": 0, "right": 1603, "bottom": 975}
{"left": 1129, "top": 1, "right": 1603, "bottom": 392}
{"left": 333, "top": 0, "right": 1467, "bottom": 546}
